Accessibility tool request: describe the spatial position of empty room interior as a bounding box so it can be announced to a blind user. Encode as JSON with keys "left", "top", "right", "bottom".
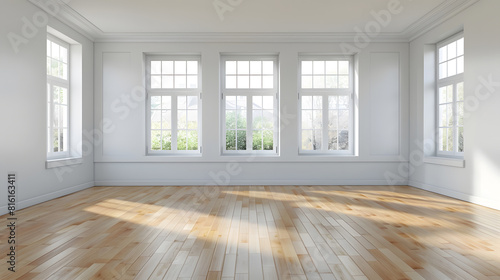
{"left": 2, "top": 0, "right": 500, "bottom": 279}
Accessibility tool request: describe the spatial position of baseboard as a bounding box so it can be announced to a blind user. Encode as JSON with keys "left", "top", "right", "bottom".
{"left": 409, "top": 180, "right": 500, "bottom": 211}
{"left": 94, "top": 179, "right": 405, "bottom": 186}
{"left": 0, "top": 181, "right": 95, "bottom": 216}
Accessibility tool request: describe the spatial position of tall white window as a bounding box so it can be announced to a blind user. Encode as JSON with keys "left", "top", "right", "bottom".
{"left": 221, "top": 55, "right": 279, "bottom": 154}
{"left": 299, "top": 56, "right": 353, "bottom": 154}
{"left": 437, "top": 34, "right": 464, "bottom": 156}
{"left": 146, "top": 56, "right": 202, "bottom": 154}
{"left": 47, "top": 35, "right": 70, "bottom": 158}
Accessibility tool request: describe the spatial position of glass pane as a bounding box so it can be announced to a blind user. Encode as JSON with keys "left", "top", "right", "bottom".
{"left": 302, "top": 61, "right": 313, "bottom": 75}
{"left": 237, "top": 130, "right": 247, "bottom": 150}
{"left": 458, "top": 127, "right": 464, "bottom": 152}
{"left": 339, "top": 130, "right": 349, "bottom": 150}
{"left": 457, "top": 38, "right": 464, "bottom": 56}
{"left": 328, "top": 130, "right": 338, "bottom": 150}
{"left": 263, "top": 96, "right": 273, "bottom": 110}
{"left": 313, "top": 76, "right": 325, "bottom": 89}
{"left": 439, "top": 46, "right": 447, "bottom": 63}
{"left": 302, "top": 130, "right": 313, "bottom": 150}
{"left": 187, "top": 110, "right": 198, "bottom": 129}
{"left": 53, "top": 129, "right": 59, "bottom": 152}
{"left": 250, "top": 61, "right": 262, "bottom": 74}
{"left": 439, "top": 87, "right": 447, "bottom": 104}
{"left": 162, "top": 61, "right": 174, "bottom": 74}
{"left": 313, "top": 110, "right": 322, "bottom": 129}
{"left": 328, "top": 96, "right": 338, "bottom": 109}
{"left": 226, "top": 96, "right": 236, "bottom": 109}
{"left": 51, "top": 42, "right": 59, "bottom": 60}
{"left": 151, "top": 61, "right": 161, "bottom": 75}
{"left": 448, "top": 59, "right": 457, "bottom": 76}
{"left": 187, "top": 96, "right": 198, "bottom": 109}
{"left": 62, "top": 106, "right": 68, "bottom": 127}
{"left": 302, "top": 110, "right": 312, "bottom": 129}
{"left": 151, "top": 96, "right": 161, "bottom": 109}
{"left": 339, "top": 61, "right": 349, "bottom": 75}
{"left": 187, "top": 76, "right": 198, "bottom": 89}
{"left": 447, "top": 85, "right": 453, "bottom": 103}
{"left": 226, "top": 61, "right": 236, "bottom": 75}
{"left": 439, "top": 63, "right": 447, "bottom": 79}
{"left": 175, "top": 61, "right": 186, "bottom": 75}
{"left": 162, "top": 131, "right": 172, "bottom": 150}
{"left": 313, "top": 130, "right": 322, "bottom": 150}
{"left": 177, "top": 130, "right": 187, "bottom": 150}
{"left": 178, "top": 110, "right": 187, "bottom": 129}
{"left": 162, "top": 76, "right": 174, "bottom": 89}
{"left": 457, "top": 82, "right": 464, "bottom": 101}
{"left": 457, "top": 56, "right": 464, "bottom": 74}
{"left": 178, "top": 96, "right": 187, "bottom": 109}
{"left": 237, "top": 110, "right": 247, "bottom": 129}
{"left": 60, "top": 47, "right": 68, "bottom": 63}
{"left": 62, "top": 63, "right": 68, "bottom": 80}
{"left": 457, "top": 102, "right": 464, "bottom": 126}
{"left": 313, "top": 61, "right": 325, "bottom": 75}
{"left": 53, "top": 105, "right": 59, "bottom": 127}
{"left": 162, "top": 110, "right": 171, "bottom": 129}
{"left": 250, "top": 76, "right": 262, "bottom": 89}
{"left": 439, "top": 128, "right": 445, "bottom": 151}
{"left": 448, "top": 41, "right": 457, "bottom": 59}
{"left": 313, "top": 96, "right": 322, "bottom": 109}
{"left": 447, "top": 127, "right": 454, "bottom": 152}
{"left": 60, "top": 88, "right": 68, "bottom": 104}
{"left": 339, "top": 110, "right": 349, "bottom": 130}
{"left": 302, "top": 96, "right": 313, "bottom": 110}
{"left": 162, "top": 96, "right": 171, "bottom": 109}
{"left": 187, "top": 61, "right": 198, "bottom": 75}
{"left": 339, "top": 96, "right": 349, "bottom": 109}
{"left": 226, "top": 110, "right": 236, "bottom": 129}
{"left": 325, "top": 76, "right": 337, "bottom": 88}
{"left": 253, "top": 110, "right": 263, "bottom": 129}
{"left": 237, "top": 75, "right": 249, "bottom": 89}
{"left": 174, "top": 75, "right": 186, "bottom": 88}
{"left": 446, "top": 103, "right": 453, "bottom": 126}
{"left": 226, "top": 130, "right": 236, "bottom": 150}
{"left": 151, "top": 110, "right": 161, "bottom": 129}
{"left": 439, "top": 105, "right": 447, "bottom": 127}
{"left": 47, "top": 40, "right": 51, "bottom": 56}
{"left": 226, "top": 76, "right": 236, "bottom": 89}
{"left": 329, "top": 110, "right": 338, "bottom": 130}
{"left": 253, "top": 130, "right": 262, "bottom": 150}
{"left": 237, "top": 96, "right": 247, "bottom": 109}
{"left": 262, "top": 61, "right": 273, "bottom": 75}
{"left": 151, "top": 76, "right": 161, "bottom": 89}
{"left": 187, "top": 131, "right": 198, "bottom": 150}
{"left": 302, "top": 76, "right": 313, "bottom": 89}
{"left": 61, "top": 129, "right": 67, "bottom": 152}
{"left": 339, "top": 76, "right": 349, "bottom": 88}
{"left": 326, "top": 61, "right": 337, "bottom": 75}
{"left": 253, "top": 96, "right": 263, "bottom": 109}
{"left": 238, "top": 61, "right": 249, "bottom": 75}
{"left": 262, "top": 76, "right": 273, "bottom": 89}
{"left": 263, "top": 110, "right": 274, "bottom": 129}
{"left": 151, "top": 130, "right": 161, "bottom": 150}
{"left": 263, "top": 130, "right": 273, "bottom": 150}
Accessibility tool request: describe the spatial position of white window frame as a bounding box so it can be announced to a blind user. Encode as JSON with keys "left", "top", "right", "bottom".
{"left": 47, "top": 34, "right": 70, "bottom": 159}
{"left": 146, "top": 55, "right": 202, "bottom": 155}
{"left": 221, "top": 54, "right": 279, "bottom": 155}
{"left": 436, "top": 33, "right": 464, "bottom": 158}
{"left": 298, "top": 55, "right": 354, "bottom": 155}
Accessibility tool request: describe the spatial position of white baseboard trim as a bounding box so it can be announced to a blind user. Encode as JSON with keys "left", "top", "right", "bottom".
{"left": 409, "top": 180, "right": 500, "bottom": 211}
{"left": 94, "top": 179, "right": 405, "bottom": 186}
{"left": 0, "top": 181, "right": 95, "bottom": 216}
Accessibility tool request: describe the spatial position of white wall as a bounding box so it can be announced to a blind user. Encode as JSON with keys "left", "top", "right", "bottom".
{"left": 409, "top": 0, "right": 500, "bottom": 210}
{"left": 0, "top": 0, "right": 94, "bottom": 214}
{"left": 93, "top": 42, "right": 409, "bottom": 186}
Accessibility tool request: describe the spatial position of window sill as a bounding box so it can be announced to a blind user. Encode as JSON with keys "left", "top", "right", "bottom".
{"left": 423, "top": 156, "right": 464, "bottom": 168}
{"left": 46, "top": 157, "right": 83, "bottom": 169}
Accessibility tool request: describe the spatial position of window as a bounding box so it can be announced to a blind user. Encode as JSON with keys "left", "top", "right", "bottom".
{"left": 437, "top": 34, "right": 464, "bottom": 157}
{"left": 299, "top": 56, "right": 353, "bottom": 154}
{"left": 221, "top": 55, "right": 279, "bottom": 154}
{"left": 147, "top": 56, "right": 201, "bottom": 154}
{"left": 47, "top": 35, "right": 70, "bottom": 159}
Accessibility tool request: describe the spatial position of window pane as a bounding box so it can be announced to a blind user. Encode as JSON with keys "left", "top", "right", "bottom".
{"left": 237, "top": 96, "right": 247, "bottom": 109}
{"left": 151, "top": 130, "right": 161, "bottom": 150}
{"left": 313, "top": 76, "right": 325, "bottom": 89}
{"left": 448, "top": 41, "right": 457, "bottom": 59}
{"left": 237, "top": 75, "right": 249, "bottom": 89}
{"left": 253, "top": 96, "right": 263, "bottom": 109}
{"left": 313, "top": 61, "right": 325, "bottom": 75}
{"left": 250, "top": 76, "right": 262, "bottom": 89}
{"left": 61, "top": 129, "right": 68, "bottom": 152}
{"left": 302, "top": 96, "right": 313, "bottom": 110}
{"left": 263, "top": 96, "right": 273, "bottom": 109}
{"left": 237, "top": 110, "right": 247, "bottom": 129}
{"left": 326, "top": 61, "right": 337, "bottom": 75}
{"left": 448, "top": 59, "right": 457, "bottom": 76}
{"left": 226, "top": 96, "right": 236, "bottom": 109}
{"left": 226, "top": 110, "right": 236, "bottom": 129}
{"left": 162, "top": 61, "right": 174, "bottom": 74}
{"left": 339, "top": 76, "right": 349, "bottom": 88}
{"left": 328, "top": 130, "right": 338, "bottom": 150}
{"left": 262, "top": 76, "right": 273, "bottom": 89}
{"left": 457, "top": 102, "right": 464, "bottom": 126}
{"left": 187, "top": 131, "right": 198, "bottom": 150}
{"left": 325, "top": 76, "right": 337, "bottom": 88}
{"left": 263, "top": 110, "right": 274, "bottom": 129}
{"left": 60, "top": 47, "right": 68, "bottom": 63}
{"left": 339, "top": 61, "right": 349, "bottom": 75}
{"left": 187, "top": 110, "right": 197, "bottom": 129}
{"left": 62, "top": 106, "right": 68, "bottom": 127}
{"left": 263, "top": 130, "right": 273, "bottom": 150}
{"left": 457, "top": 82, "right": 464, "bottom": 101}
{"left": 302, "top": 76, "right": 313, "bottom": 89}
{"left": 329, "top": 110, "right": 338, "bottom": 130}
{"left": 458, "top": 127, "right": 464, "bottom": 152}
{"left": 439, "top": 46, "right": 447, "bottom": 63}
{"left": 253, "top": 110, "right": 263, "bottom": 129}
{"left": 174, "top": 75, "right": 186, "bottom": 88}
{"left": 175, "top": 61, "right": 186, "bottom": 75}
{"left": 226, "top": 61, "right": 236, "bottom": 75}
{"left": 226, "top": 130, "right": 236, "bottom": 150}
{"left": 439, "top": 63, "right": 447, "bottom": 79}
{"left": 187, "top": 61, "right": 198, "bottom": 75}
{"left": 162, "top": 110, "right": 171, "bottom": 129}
{"left": 328, "top": 96, "right": 338, "bottom": 109}
{"left": 162, "top": 76, "right": 174, "bottom": 88}
{"left": 187, "top": 76, "right": 198, "bottom": 89}
{"left": 53, "top": 129, "right": 59, "bottom": 152}
{"left": 457, "top": 38, "right": 464, "bottom": 56}
{"left": 339, "top": 110, "right": 349, "bottom": 130}
{"left": 177, "top": 130, "right": 187, "bottom": 150}
{"left": 237, "top": 130, "right": 247, "bottom": 150}
{"left": 439, "top": 128, "right": 446, "bottom": 151}
{"left": 151, "top": 96, "right": 161, "bottom": 109}
{"left": 447, "top": 85, "right": 453, "bottom": 103}
{"left": 302, "top": 110, "right": 312, "bottom": 129}
{"left": 302, "top": 130, "right": 313, "bottom": 150}
{"left": 162, "top": 131, "right": 172, "bottom": 150}
{"left": 339, "top": 130, "right": 349, "bottom": 150}
{"left": 151, "top": 61, "right": 161, "bottom": 75}
{"left": 313, "top": 130, "right": 322, "bottom": 150}
{"left": 446, "top": 104, "right": 453, "bottom": 126}
{"left": 250, "top": 61, "right": 262, "bottom": 74}
{"left": 262, "top": 61, "right": 273, "bottom": 75}
{"left": 178, "top": 110, "right": 187, "bottom": 129}
{"left": 313, "top": 110, "right": 322, "bottom": 129}
{"left": 312, "top": 96, "right": 322, "bottom": 109}
{"left": 457, "top": 56, "right": 464, "bottom": 74}
{"left": 162, "top": 96, "right": 172, "bottom": 109}
{"left": 151, "top": 110, "right": 161, "bottom": 129}
{"left": 178, "top": 96, "right": 187, "bottom": 109}
{"left": 226, "top": 76, "right": 236, "bottom": 89}
{"left": 439, "top": 105, "right": 447, "bottom": 127}
{"left": 338, "top": 96, "right": 349, "bottom": 109}
{"left": 439, "top": 87, "right": 447, "bottom": 104}
{"left": 187, "top": 96, "right": 198, "bottom": 109}
{"left": 447, "top": 127, "right": 454, "bottom": 152}
{"left": 238, "top": 61, "right": 249, "bottom": 75}
{"left": 253, "top": 130, "right": 262, "bottom": 150}
{"left": 151, "top": 76, "right": 161, "bottom": 88}
{"left": 302, "top": 61, "right": 312, "bottom": 75}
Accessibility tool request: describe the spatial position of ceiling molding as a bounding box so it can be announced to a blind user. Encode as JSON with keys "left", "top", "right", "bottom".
{"left": 29, "top": 0, "right": 480, "bottom": 43}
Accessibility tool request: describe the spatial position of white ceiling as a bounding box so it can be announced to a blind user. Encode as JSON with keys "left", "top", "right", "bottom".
{"left": 66, "top": 0, "right": 445, "bottom": 33}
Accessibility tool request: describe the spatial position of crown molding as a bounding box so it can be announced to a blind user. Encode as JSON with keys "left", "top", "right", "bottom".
{"left": 29, "top": 0, "right": 480, "bottom": 43}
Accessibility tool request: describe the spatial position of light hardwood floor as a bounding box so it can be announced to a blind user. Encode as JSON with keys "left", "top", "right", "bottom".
{"left": 1, "top": 185, "right": 500, "bottom": 279}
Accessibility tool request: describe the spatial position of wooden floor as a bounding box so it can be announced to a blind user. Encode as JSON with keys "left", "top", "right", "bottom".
{"left": 1, "top": 186, "right": 500, "bottom": 280}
